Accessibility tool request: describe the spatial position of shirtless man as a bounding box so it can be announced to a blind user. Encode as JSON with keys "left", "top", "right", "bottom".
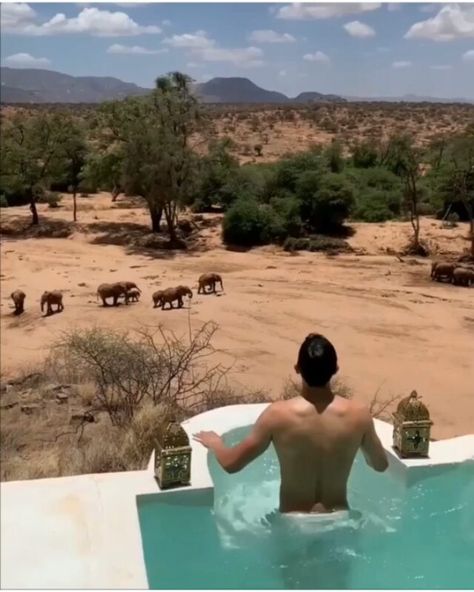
{"left": 194, "top": 333, "right": 388, "bottom": 514}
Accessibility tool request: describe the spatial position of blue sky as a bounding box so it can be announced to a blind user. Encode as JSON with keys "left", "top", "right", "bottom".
{"left": 1, "top": 2, "right": 474, "bottom": 98}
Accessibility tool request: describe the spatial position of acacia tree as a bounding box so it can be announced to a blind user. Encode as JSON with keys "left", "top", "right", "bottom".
{"left": 382, "top": 135, "right": 424, "bottom": 252}
{"left": 56, "top": 118, "right": 88, "bottom": 222}
{"left": 82, "top": 150, "right": 124, "bottom": 202}
{"left": 97, "top": 72, "right": 207, "bottom": 238}
{"left": 434, "top": 134, "right": 474, "bottom": 258}
{"left": 0, "top": 113, "right": 68, "bottom": 225}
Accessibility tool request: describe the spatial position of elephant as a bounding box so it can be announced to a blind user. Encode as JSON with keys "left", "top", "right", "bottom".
{"left": 152, "top": 290, "right": 165, "bottom": 308}
{"left": 41, "top": 291, "right": 64, "bottom": 316}
{"left": 11, "top": 290, "right": 26, "bottom": 315}
{"left": 432, "top": 262, "right": 455, "bottom": 282}
{"left": 198, "top": 273, "right": 224, "bottom": 294}
{"left": 452, "top": 267, "right": 474, "bottom": 287}
{"left": 127, "top": 288, "right": 141, "bottom": 302}
{"left": 153, "top": 286, "right": 193, "bottom": 310}
{"left": 119, "top": 281, "right": 141, "bottom": 293}
{"left": 97, "top": 282, "right": 129, "bottom": 306}
{"left": 430, "top": 261, "right": 440, "bottom": 279}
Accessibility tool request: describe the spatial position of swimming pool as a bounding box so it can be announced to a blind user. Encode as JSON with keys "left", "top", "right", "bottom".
{"left": 137, "top": 425, "right": 474, "bottom": 589}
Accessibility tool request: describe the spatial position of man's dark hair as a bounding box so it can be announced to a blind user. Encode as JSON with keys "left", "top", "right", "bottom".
{"left": 297, "top": 333, "right": 338, "bottom": 387}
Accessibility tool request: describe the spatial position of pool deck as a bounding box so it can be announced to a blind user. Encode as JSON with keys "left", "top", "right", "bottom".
{"left": 1, "top": 403, "right": 473, "bottom": 589}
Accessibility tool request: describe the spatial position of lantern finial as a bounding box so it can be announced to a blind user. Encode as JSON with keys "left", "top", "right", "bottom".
{"left": 155, "top": 418, "right": 191, "bottom": 489}
{"left": 392, "top": 390, "right": 433, "bottom": 458}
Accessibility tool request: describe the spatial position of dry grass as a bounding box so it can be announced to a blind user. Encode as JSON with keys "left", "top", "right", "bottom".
{"left": 0, "top": 317, "right": 401, "bottom": 482}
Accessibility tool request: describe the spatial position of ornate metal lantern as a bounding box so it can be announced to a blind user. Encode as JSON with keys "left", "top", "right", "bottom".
{"left": 392, "top": 390, "right": 433, "bottom": 458}
{"left": 155, "top": 419, "right": 192, "bottom": 489}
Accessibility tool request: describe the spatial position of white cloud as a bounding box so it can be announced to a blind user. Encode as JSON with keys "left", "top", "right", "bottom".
{"left": 198, "top": 46, "right": 264, "bottom": 67}
{"left": 392, "top": 60, "right": 412, "bottom": 68}
{"left": 405, "top": 4, "right": 474, "bottom": 41}
{"left": 1, "top": 6, "right": 161, "bottom": 36}
{"left": 430, "top": 64, "right": 452, "bottom": 70}
{"left": 162, "top": 19, "right": 172, "bottom": 27}
{"left": 2, "top": 52, "right": 51, "bottom": 68}
{"left": 248, "top": 29, "right": 295, "bottom": 43}
{"left": 107, "top": 44, "right": 167, "bottom": 55}
{"left": 164, "top": 30, "right": 264, "bottom": 67}
{"left": 343, "top": 20, "right": 375, "bottom": 38}
{"left": 463, "top": 49, "right": 474, "bottom": 61}
{"left": 0, "top": 3, "right": 36, "bottom": 29}
{"left": 303, "top": 51, "right": 330, "bottom": 63}
{"left": 163, "top": 30, "right": 213, "bottom": 49}
{"left": 387, "top": 3, "right": 401, "bottom": 11}
{"left": 277, "top": 3, "right": 381, "bottom": 20}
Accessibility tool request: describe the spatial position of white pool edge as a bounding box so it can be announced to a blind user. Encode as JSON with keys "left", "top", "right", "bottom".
{"left": 1, "top": 403, "right": 473, "bottom": 589}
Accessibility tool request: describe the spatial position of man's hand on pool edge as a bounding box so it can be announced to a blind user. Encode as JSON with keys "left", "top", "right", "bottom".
{"left": 193, "top": 431, "right": 223, "bottom": 450}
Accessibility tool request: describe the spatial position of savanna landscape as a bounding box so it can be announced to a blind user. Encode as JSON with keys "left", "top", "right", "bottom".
{"left": 1, "top": 73, "right": 474, "bottom": 482}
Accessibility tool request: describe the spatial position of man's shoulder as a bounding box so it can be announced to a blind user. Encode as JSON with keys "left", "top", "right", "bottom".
{"left": 262, "top": 398, "right": 295, "bottom": 421}
{"left": 336, "top": 396, "right": 371, "bottom": 419}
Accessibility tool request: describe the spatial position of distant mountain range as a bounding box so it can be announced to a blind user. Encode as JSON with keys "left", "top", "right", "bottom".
{"left": 1, "top": 67, "right": 472, "bottom": 105}
{"left": 0, "top": 67, "right": 148, "bottom": 103}
{"left": 194, "top": 77, "right": 346, "bottom": 104}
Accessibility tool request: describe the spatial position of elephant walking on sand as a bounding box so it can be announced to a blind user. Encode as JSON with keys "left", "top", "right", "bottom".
{"left": 41, "top": 291, "right": 64, "bottom": 316}
{"left": 11, "top": 290, "right": 26, "bottom": 315}
{"left": 119, "top": 281, "right": 141, "bottom": 293}
{"left": 153, "top": 286, "right": 193, "bottom": 309}
{"left": 432, "top": 262, "right": 455, "bottom": 282}
{"left": 198, "top": 273, "right": 224, "bottom": 294}
{"left": 452, "top": 267, "right": 474, "bottom": 287}
{"left": 97, "top": 282, "right": 130, "bottom": 306}
{"left": 127, "top": 288, "right": 141, "bottom": 302}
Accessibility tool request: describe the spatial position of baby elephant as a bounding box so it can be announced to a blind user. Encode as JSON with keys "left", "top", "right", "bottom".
{"left": 452, "top": 266, "right": 474, "bottom": 287}
{"left": 432, "top": 262, "right": 455, "bottom": 282}
{"left": 97, "top": 282, "right": 129, "bottom": 306}
{"left": 11, "top": 290, "right": 26, "bottom": 315}
{"left": 198, "top": 272, "right": 224, "bottom": 294}
{"left": 41, "top": 290, "right": 64, "bottom": 316}
{"left": 153, "top": 286, "right": 193, "bottom": 310}
{"left": 127, "top": 288, "right": 141, "bottom": 302}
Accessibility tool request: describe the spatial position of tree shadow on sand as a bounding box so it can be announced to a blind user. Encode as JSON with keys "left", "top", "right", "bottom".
{"left": 0, "top": 215, "right": 74, "bottom": 240}
{"left": 85, "top": 220, "right": 211, "bottom": 260}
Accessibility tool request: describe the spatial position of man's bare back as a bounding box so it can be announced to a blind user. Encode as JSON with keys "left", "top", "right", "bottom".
{"left": 194, "top": 333, "right": 388, "bottom": 514}
{"left": 267, "top": 395, "right": 387, "bottom": 513}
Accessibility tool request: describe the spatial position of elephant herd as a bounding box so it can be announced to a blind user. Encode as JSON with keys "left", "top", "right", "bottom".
{"left": 9, "top": 272, "right": 224, "bottom": 317}
{"left": 430, "top": 261, "right": 474, "bottom": 287}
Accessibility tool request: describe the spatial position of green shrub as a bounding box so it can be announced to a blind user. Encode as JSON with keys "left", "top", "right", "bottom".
{"left": 353, "top": 189, "right": 399, "bottom": 222}
{"left": 417, "top": 202, "right": 436, "bottom": 216}
{"left": 324, "top": 141, "right": 344, "bottom": 173}
{"left": 222, "top": 199, "right": 272, "bottom": 246}
{"left": 297, "top": 172, "right": 355, "bottom": 232}
{"left": 273, "top": 150, "right": 324, "bottom": 195}
{"left": 283, "top": 235, "right": 352, "bottom": 253}
{"left": 352, "top": 141, "right": 379, "bottom": 168}
{"left": 0, "top": 195, "right": 8, "bottom": 208}
{"left": 269, "top": 196, "right": 303, "bottom": 238}
{"left": 45, "top": 192, "right": 62, "bottom": 208}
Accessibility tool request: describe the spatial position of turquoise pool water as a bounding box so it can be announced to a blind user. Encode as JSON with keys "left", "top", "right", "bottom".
{"left": 137, "top": 426, "right": 474, "bottom": 589}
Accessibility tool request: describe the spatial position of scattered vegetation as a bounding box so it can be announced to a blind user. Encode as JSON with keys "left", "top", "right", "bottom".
{"left": 1, "top": 320, "right": 403, "bottom": 481}
{"left": 1, "top": 96, "right": 473, "bottom": 250}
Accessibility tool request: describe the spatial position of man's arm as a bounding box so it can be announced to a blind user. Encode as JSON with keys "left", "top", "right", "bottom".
{"left": 193, "top": 406, "right": 274, "bottom": 474}
{"left": 361, "top": 415, "right": 389, "bottom": 472}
